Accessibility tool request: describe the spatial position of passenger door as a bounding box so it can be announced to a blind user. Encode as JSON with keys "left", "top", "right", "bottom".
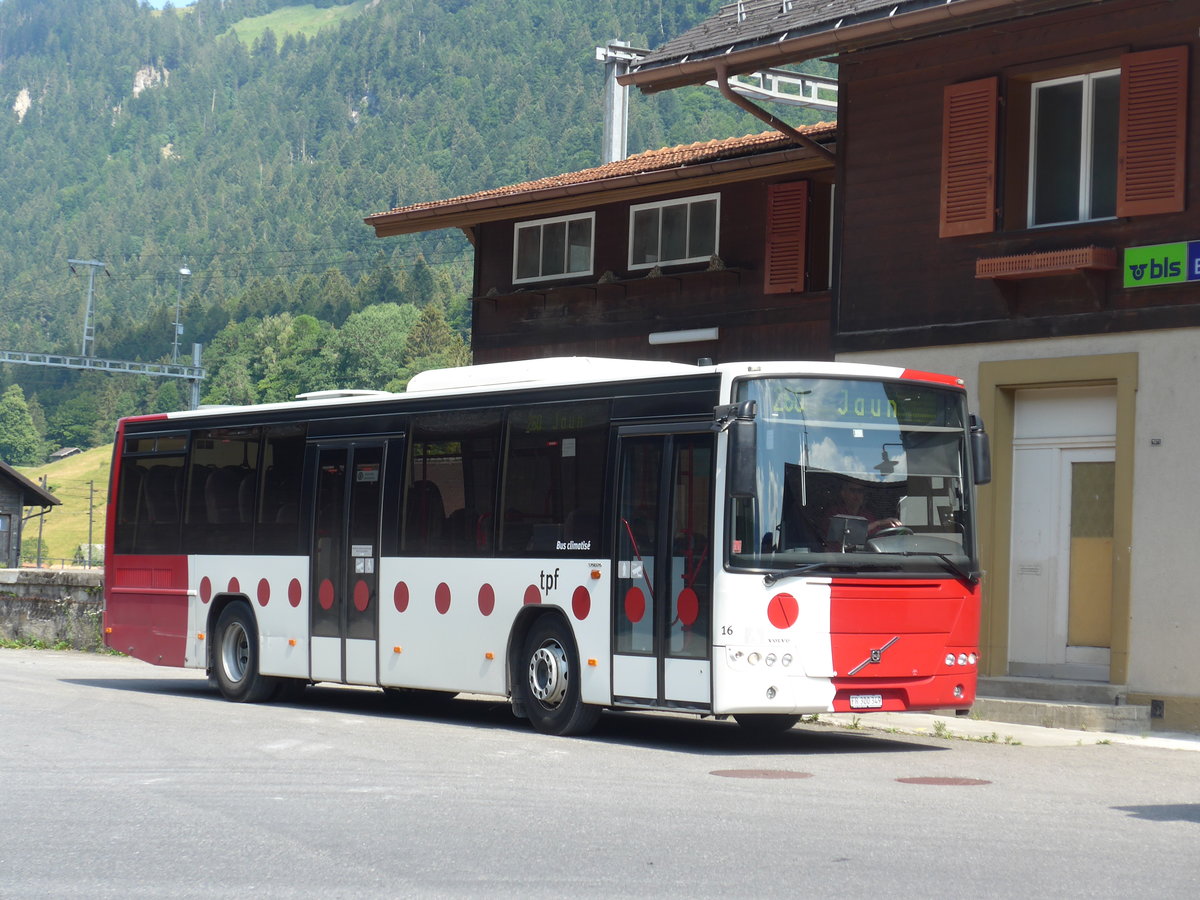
{"left": 612, "top": 428, "right": 714, "bottom": 709}
{"left": 309, "top": 442, "right": 385, "bottom": 685}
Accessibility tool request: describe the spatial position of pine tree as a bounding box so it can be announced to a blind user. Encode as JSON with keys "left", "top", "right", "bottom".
{"left": 0, "top": 384, "right": 44, "bottom": 465}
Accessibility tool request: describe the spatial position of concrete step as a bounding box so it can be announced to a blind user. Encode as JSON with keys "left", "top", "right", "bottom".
{"left": 961, "top": 676, "right": 1151, "bottom": 735}
{"left": 968, "top": 696, "right": 1151, "bottom": 734}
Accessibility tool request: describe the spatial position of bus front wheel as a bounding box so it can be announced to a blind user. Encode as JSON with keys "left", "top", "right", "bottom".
{"left": 213, "top": 604, "right": 278, "bottom": 703}
{"left": 521, "top": 617, "right": 600, "bottom": 736}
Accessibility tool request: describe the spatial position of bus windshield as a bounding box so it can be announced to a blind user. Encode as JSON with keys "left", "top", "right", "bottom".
{"left": 728, "top": 376, "right": 975, "bottom": 574}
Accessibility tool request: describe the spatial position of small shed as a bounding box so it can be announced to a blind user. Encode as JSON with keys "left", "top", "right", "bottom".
{"left": 0, "top": 460, "right": 61, "bottom": 568}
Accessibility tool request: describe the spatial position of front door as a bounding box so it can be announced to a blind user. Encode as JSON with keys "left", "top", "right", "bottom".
{"left": 612, "top": 429, "right": 714, "bottom": 709}
{"left": 309, "top": 442, "right": 385, "bottom": 684}
{"left": 1009, "top": 387, "right": 1115, "bottom": 681}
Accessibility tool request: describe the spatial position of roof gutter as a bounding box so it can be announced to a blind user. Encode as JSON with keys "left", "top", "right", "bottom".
{"left": 622, "top": 0, "right": 1087, "bottom": 94}
{"left": 714, "top": 63, "right": 836, "bottom": 162}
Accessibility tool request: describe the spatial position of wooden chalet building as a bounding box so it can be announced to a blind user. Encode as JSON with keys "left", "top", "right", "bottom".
{"left": 0, "top": 461, "right": 59, "bottom": 568}
{"left": 365, "top": 126, "right": 836, "bottom": 364}
{"left": 626, "top": 0, "right": 1200, "bottom": 730}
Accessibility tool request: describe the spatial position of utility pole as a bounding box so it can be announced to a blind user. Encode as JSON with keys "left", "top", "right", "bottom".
{"left": 68, "top": 259, "right": 106, "bottom": 357}
{"left": 173, "top": 264, "right": 191, "bottom": 363}
{"left": 87, "top": 480, "right": 95, "bottom": 569}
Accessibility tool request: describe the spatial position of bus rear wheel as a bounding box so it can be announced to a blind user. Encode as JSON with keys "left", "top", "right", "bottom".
{"left": 213, "top": 604, "right": 278, "bottom": 703}
{"left": 521, "top": 617, "right": 599, "bottom": 737}
{"left": 734, "top": 713, "right": 801, "bottom": 735}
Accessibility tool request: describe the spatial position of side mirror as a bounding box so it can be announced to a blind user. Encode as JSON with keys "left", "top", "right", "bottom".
{"left": 717, "top": 401, "right": 758, "bottom": 498}
{"left": 970, "top": 414, "right": 991, "bottom": 485}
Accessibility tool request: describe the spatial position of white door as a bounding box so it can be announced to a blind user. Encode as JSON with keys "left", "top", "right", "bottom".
{"left": 1009, "top": 387, "right": 1115, "bottom": 681}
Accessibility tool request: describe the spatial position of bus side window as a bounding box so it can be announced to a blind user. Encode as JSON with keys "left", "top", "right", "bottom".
{"left": 184, "top": 428, "right": 260, "bottom": 554}
{"left": 501, "top": 400, "right": 610, "bottom": 557}
{"left": 255, "top": 424, "right": 306, "bottom": 555}
{"left": 402, "top": 410, "right": 501, "bottom": 558}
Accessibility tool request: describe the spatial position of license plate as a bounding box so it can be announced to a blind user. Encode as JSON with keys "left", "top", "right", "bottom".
{"left": 849, "top": 693, "right": 883, "bottom": 710}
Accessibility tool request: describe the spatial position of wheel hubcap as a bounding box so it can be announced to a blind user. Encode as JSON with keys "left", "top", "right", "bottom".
{"left": 528, "top": 640, "right": 569, "bottom": 707}
{"left": 220, "top": 621, "right": 250, "bottom": 683}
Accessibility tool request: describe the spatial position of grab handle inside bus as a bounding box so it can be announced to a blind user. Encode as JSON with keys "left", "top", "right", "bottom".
{"left": 970, "top": 414, "right": 991, "bottom": 485}
{"left": 715, "top": 400, "right": 757, "bottom": 497}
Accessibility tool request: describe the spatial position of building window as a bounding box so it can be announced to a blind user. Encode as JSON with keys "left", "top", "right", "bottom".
{"left": 512, "top": 212, "right": 594, "bottom": 284}
{"left": 628, "top": 194, "right": 719, "bottom": 269}
{"left": 1028, "top": 70, "right": 1119, "bottom": 227}
{"left": 939, "top": 46, "right": 1187, "bottom": 238}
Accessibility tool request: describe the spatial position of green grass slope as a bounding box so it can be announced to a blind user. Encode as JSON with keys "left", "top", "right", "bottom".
{"left": 225, "top": 1, "right": 372, "bottom": 44}
{"left": 17, "top": 447, "right": 112, "bottom": 565}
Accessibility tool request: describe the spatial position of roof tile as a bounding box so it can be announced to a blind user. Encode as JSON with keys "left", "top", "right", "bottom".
{"left": 368, "top": 124, "right": 834, "bottom": 219}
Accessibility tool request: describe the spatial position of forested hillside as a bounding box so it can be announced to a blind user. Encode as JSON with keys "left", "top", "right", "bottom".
{"left": 0, "top": 0, "right": 827, "bottom": 461}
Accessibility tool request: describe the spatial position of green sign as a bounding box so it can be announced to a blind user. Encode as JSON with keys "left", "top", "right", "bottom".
{"left": 1124, "top": 241, "right": 1200, "bottom": 288}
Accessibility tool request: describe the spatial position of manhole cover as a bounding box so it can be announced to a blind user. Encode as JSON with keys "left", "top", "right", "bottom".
{"left": 896, "top": 777, "right": 991, "bottom": 786}
{"left": 710, "top": 769, "right": 814, "bottom": 779}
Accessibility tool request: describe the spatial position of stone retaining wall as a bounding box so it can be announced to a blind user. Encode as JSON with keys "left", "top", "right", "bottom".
{"left": 0, "top": 569, "right": 106, "bottom": 652}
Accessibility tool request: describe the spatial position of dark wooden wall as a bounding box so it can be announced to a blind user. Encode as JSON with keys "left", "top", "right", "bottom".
{"left": 835, "top": 0, "right": 1200, "bottom": 351}
{"left": 470, "top": 174, "right": 835, "bottom": 365}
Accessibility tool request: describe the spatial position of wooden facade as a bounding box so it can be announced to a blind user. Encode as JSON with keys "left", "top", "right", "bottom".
{"left": 366, "top": 131, "right": 837, "bottom": 365}
{"left": 470, "top": 174, "right": 834, "bottom": 363}
{"left": 835, "top": 0, "right": 1199, "bottom": 350}
{"left": 0, "top": 461, "right": 59, "bottom": 568}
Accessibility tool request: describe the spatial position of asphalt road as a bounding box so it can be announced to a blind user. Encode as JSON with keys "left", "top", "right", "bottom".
{"left": 2, "top": 649, "right": 1198, "bottom": 898}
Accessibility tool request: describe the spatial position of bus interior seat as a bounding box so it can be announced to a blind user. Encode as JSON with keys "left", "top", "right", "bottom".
{"left": 205, "top": 466, "right": 245, "bottom": 524}
{"left": 446, "top": 507, "right": 491, "bottom": 554}
{"left": 236, "top": 470, "right": 257, "bottom": 523}
{"left": 405, "top": 480, "right": 445, "bottom": 553}
{"left": 143, "top": 465, "right": 182, "bottom": 524}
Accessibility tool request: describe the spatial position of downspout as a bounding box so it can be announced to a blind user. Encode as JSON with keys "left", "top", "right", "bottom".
{"left": 715, "top": 63, "right": 836, "bottom": 163}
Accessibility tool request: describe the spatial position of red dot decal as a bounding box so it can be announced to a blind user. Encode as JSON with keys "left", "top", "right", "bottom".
{"left": 257, "top": 578, "right": 271, "bottom": 607}
{"left": 523, "top": 585, "right": 542, "bottom": 605}
{"left": 478, "top": 584, "right": 495, "bottom": 617}
{"left": 199, "top": 577, "right": 212, "bottom": 604}
{"left": 354, "top": 580, "right": 370, "bottom": 612}
{"left": 435, "top": 582, "right": 452, "bottom": 615}
{"left": 676, "top": 588, "right": 699, "bottom": 627}
{"left": 318, "top": 579, "right": 335, "bottom": 611}
{"left": 624, "top": 586, "right": 646, "bottom": 624}
{"left": 288, "top": 579, "right": 302, "bottom": 608}
{"left": 394, "top": 582, "right": 409, "bottom": 613}
{"left": 571, "top": 586, "right": 591, "bottom": 621}
{"left": 767, "top": 592, "right": 799, "bottom": 629}
{"left": 228, "top": 577, "right": 240, "bottom": 594}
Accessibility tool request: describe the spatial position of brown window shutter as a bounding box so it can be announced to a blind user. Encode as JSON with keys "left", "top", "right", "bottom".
{"left": 764, "top": 181, "right": 808, "bottom": 294}
{"left": 1117, "top": 45, "right": 1188, "bottom": 217}
{"left": 939, "top": 77, "right": 998, "bottom": 237}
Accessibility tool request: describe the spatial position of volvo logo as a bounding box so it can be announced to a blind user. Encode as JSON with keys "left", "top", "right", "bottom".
{"left": 848, "top": 636, "right": 899, "bottom": 675}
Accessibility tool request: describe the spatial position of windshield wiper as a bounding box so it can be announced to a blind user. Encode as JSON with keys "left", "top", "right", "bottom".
{"left": 763, "top": 553, "right": 980, "bottom": 588}
{"left": 763, "top": 561, "right": 862, "bottom": 586}
{"left": 874, "top": 550, "right": 980, "bottom": 587}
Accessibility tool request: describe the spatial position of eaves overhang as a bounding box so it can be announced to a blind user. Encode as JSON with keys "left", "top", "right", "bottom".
{"left": 622, "top": 0, "right": 1095, "bottom": 95}
{"left": 0, "top": 461, "right": 61, "bottom": 508}
{"left": 365, "top": 136, "right": 835, "bottom": 238}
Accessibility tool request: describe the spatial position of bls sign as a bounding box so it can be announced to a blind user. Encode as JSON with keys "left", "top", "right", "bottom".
{"left": 1124, "top": 241, "right": 1200, "bottom": 288}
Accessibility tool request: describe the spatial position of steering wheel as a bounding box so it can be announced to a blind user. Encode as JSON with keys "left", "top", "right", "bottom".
{"left": 871, "top": 525, "right": 914, "bottom": 538}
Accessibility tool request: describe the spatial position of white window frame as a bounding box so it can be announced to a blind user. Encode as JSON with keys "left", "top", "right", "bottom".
{"left": 627, "top": 193, "right": 721, "bottom": 271}
{"left": 511, "top": 211, "right": 595, "bottom": 285}
{"left": 1027, "top": 68, "right": 1120, "bottom": 228}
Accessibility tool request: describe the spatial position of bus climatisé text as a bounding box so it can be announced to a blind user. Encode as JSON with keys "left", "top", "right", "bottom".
{"left": 103, "top": 358, "right": 991, "bottom": 736}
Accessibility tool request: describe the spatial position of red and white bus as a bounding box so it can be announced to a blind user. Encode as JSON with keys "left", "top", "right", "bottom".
{"left": 104, "top": 357, "right": 990, "bottom": 735}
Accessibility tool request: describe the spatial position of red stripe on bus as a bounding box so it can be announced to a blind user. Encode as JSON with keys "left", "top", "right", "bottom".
{"left": 900, "top": 368, "right": 963, "bottom": 387}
